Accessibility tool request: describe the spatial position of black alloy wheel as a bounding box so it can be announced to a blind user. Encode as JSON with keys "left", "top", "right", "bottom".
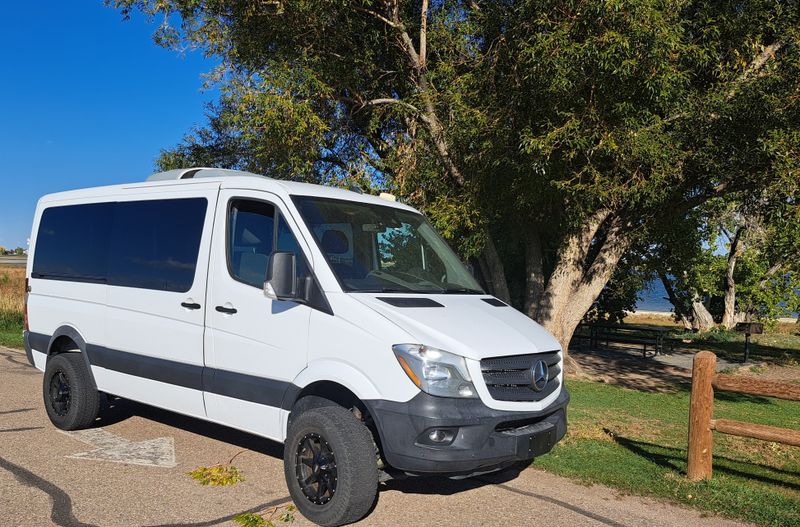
{"left": 295, "top": 432, "right": 338, "bottom": 505}
{"left": 43, "top": 352, "right": 101, "bottom": 430}
{"left": 283, "top": 405, "right": 378, "bottom": 526}
{"left": 48, "top": 369, "right": 71, "bottom": 416}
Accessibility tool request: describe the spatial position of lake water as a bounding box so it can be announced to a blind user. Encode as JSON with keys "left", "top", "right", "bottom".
{"left": 635, "top": 278, "right": 799, "bottom": 318}
{"left": 635, "top": 279, "right": 673, "bottom": 313}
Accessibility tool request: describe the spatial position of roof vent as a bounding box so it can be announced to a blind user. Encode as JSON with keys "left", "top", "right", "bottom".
{"left": 146, "top": 167, "right": 270, "bottom": 182}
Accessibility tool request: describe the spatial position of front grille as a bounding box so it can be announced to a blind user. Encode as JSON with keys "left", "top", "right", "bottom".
{"left": 480, "top": 351, "right": 561, "bottom": 402}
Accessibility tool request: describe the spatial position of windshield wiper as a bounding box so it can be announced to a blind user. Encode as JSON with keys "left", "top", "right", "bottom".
{"left": 441, "top": 287, "right": 484, "bottom": 294}
{"left": 356, "top": 287, "right": 414, "bottom": 293}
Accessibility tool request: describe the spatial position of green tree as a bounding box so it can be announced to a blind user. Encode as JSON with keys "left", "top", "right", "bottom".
{"left": 715, "top": 194, "right": 800, "bottom": 324}
{"left": 111, "top": 0, "right": 800, "bottom": 363}
{"left": 617, "top": 191, "right": 799, "bottom": 330}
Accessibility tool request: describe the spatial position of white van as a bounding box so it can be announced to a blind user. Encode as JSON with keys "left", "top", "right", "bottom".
{"left": 24, "top": 168, "right": 568, "bottom": 526}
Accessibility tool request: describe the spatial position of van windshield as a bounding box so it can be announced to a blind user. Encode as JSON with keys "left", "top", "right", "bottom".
{"left": 292, "top": 196, "right": 484, "bottom": 294}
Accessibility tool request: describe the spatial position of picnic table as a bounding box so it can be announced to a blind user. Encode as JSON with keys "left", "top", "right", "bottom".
{"left": 577, "top": 322, "right": 674, "bottom": 357}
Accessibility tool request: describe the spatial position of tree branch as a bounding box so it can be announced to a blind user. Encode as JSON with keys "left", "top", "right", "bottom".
{"left": 758, "top": 263, "right": 784, "bottom": 289}
{"left": 672, "top": 180, "right": 731, "bottom": 219}
{"left": 354, "top": 98, "right": 421, "bottom": 114}
{"left": 354, "top": 6, "right": 401, "bottom": 28}
{"left": 420, "top": 0, "right": 429, "bottom": 69}
{"left": 638, "top": 40, "right": 785, "bottom": 133}
{"left": 729, "top": 40, "right": 785, "bottom": 97}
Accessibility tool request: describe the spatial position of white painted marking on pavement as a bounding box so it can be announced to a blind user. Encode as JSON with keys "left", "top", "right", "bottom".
{"left": 59, "top": 428, "right": 177, "bottom": 468}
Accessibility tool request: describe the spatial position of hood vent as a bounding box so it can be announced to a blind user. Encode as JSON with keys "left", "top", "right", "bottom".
{"left": 377, "top": 297, "right": 444, "bottom": 308}
{"left": 482, "top": 298, "right": 507, "bottom": 307}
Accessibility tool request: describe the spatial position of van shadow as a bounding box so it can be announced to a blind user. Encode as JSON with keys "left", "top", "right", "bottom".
{"left": 95, "top": 396, "right": 523, "bottom": 497}
{"left": 379, "top": 463, "right": 526, "bottom": 496}
{"left": 95, "top": 396, "right": 284, "bottom": 459}
{"left": 95, "top": 396, "right": 525, "bottom": 501}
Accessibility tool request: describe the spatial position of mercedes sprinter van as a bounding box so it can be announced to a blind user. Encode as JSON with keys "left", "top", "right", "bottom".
{"left": 25, "top": 167, "right": 568, "bottom": 526}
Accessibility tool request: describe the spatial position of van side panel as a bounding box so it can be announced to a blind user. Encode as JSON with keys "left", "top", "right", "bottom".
{"left": 26, "top": 197, "right": 108, "bottom": 370}
{"left": 26, "top": 282, "right": 107, "bottom": 361}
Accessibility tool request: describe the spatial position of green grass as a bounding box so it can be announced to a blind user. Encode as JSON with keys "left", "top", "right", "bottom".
{"left": 536, "top": 380, "right": 800, "bottom": 526}
{"left": 0, "top": 311, "right": 24, "bottom": 349}
{"left": 0, "top": 265, "right": 25, "bottom": 349}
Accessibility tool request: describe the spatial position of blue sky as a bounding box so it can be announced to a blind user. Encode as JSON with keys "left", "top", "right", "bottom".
{"left": 0, "top": 1, "right": 217, "bottom": 248}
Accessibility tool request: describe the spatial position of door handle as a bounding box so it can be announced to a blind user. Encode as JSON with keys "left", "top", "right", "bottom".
{"left": 181, "top": 302, "right": 202, "bottom": 310}
{"left": 215, "top": 305, "right": 238, "bottom": 314}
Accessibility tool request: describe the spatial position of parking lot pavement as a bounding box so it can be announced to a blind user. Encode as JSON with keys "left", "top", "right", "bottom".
{"left": 0, "top": 346, "right": 752, "bottom": 527}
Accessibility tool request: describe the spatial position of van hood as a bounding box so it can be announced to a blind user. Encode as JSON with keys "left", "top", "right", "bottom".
{"left": 350, "top": 294, "right": 561, "bottom": 361}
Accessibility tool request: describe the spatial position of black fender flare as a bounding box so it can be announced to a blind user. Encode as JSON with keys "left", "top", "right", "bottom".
{"left": 47, "top": 325, "right": 98, "bottom": 390}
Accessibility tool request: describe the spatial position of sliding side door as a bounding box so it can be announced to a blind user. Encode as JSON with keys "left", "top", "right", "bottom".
{"left": 98, "top": 186, "right": 218, "bottom": 417}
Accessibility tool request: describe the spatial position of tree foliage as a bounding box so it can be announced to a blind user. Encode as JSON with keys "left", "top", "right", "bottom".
{"left": 110, "top": 0, "right": 800, "bottom": 354}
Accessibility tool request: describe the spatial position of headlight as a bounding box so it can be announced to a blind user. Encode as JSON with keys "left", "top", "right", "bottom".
{"left": 392, "top": 344, "right": 477, "bottom": 398}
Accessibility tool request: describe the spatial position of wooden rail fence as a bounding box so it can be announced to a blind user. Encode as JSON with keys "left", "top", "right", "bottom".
{"left": 687, "top": 351, "right": 800, "bottom": 481}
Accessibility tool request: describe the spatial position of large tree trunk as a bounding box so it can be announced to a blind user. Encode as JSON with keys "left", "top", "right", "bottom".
{"left": 478, "top": 234, "right": 510, "bottom": 302}
{"left": 692, "top": 297, "right": 715, "bottom": 332}
{"left": 524, "top": 231, "right": 545, "bottom": 319}
{"left": 722, "top": 226, "right": 745, "bottom": 329}
{"left": 535, "top": 211, "right": 632, "bottom": 371}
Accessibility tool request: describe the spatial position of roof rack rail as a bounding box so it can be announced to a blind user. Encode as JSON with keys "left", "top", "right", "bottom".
{"left": 146, "top": 167, "right": 270, "bottom": 182}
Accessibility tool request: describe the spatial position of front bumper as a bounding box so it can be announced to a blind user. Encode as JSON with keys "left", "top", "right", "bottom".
{"left": 365, "top": 388, "right": 568, "bottom": 475}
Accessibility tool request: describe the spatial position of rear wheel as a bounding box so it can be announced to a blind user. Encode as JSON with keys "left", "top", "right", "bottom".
{"left": 284, "top": 406, "right": 378, "bottom": 526}
{"left": 43, "top": 353, "right": 100, "bottom": 430}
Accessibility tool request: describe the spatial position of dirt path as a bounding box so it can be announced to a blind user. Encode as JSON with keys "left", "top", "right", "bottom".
{"left": 0, "top": 346, "right": 751, "bottom": 526}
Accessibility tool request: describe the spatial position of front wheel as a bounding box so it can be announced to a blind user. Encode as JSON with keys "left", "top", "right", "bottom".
{"left": 284, "top": 406, "right": 378, "bottom": 526}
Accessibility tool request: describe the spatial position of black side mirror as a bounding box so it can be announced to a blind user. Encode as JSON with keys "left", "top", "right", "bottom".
{"left": 264, "top": 251, "right": 297, "bottom": 300}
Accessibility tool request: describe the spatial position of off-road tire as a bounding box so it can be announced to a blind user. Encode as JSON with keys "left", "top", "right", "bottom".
{"left": 284, "top": 405, "right": 378, "bottom": 526}
{"left": 43, "top": 353, "right": 100, "bottom": 430}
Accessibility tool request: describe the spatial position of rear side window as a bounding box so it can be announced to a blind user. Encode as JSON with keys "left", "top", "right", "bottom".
{"left": 33, "top": 198, "right": 207, "bottom": 292}
{"left": 108, "top": 198, "right": 208, "bottom": 292}
{"left": 32, "top": 203, "right": 113, "bottom": 282}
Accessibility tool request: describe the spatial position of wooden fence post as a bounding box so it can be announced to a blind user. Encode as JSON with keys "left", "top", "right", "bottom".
{"left": 688, "top": 351, "right": 716, "bottom": 481}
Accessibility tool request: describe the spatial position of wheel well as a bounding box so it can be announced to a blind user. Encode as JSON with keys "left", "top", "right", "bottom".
{"left": 290, "top": 382, "right": 366, "bottom": 422}
{"left": 290, "top": 381, "right": 385, "bottom": 461}
{"left": 49, "top": 335, "right": 80, "bottom": 354}
{"left": 46, "top": 331, "right": 97, "bottom": 390}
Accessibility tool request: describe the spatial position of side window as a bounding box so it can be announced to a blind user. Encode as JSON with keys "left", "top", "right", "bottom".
{"left": 32, "top": 203, "right": 114, "bottom": 282}
{"left": 228, "top": 199, "right": 275, "bottom": 287}
{"left": 108, "top": 198, "right": 208, "bottom": 292}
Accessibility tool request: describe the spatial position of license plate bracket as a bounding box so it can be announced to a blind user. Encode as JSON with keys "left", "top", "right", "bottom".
{"left": 528, "top": 424, "right": 557, "bottom": 457}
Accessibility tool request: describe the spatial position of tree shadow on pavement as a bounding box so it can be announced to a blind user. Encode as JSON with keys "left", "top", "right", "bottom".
{"left": 571, "top": 348, "right": 776, "bottom": 404}
{"left": 571, "top": 348, "right": 693, "bottom": 393}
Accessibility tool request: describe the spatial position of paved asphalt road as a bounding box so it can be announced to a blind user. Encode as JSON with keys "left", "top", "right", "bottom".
{"left": 0, "top": 346, "right": 750, "bottom": 527}
{"left": 0, "top": 256, "right": 27, "bottom": 267}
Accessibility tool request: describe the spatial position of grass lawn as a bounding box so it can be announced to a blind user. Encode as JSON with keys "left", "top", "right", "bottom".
{"left": 0, "top": 265, "right": 24, "bottom": 349}
{"left": 0, "top": 318, "right": 24, "bottom": 349}
{"left": 536, "top": 379, "right": 800, "bottom": 527}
